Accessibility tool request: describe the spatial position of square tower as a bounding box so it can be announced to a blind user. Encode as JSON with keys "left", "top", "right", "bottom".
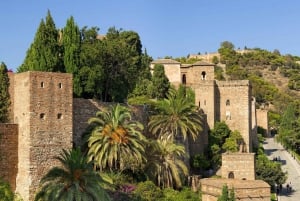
{"left": 12, "top": 72, "right": 73, "bottom": 201}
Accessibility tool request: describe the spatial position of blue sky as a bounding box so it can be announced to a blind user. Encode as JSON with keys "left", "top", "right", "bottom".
{"left": 1, "top": 0, "right": 300, "bottom": 71}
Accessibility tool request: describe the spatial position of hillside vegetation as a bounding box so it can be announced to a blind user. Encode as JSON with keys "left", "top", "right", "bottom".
{"left": 210, "top": 41, "right": 300, "bottom": 153}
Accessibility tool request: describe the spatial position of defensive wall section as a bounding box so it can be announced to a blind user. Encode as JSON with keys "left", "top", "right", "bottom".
{"left": 221, "top": 153, "right": 255, "bottom": 180}
{"left": 0, "top": 124, "right": 18, "bottom": 191}
{"left": 5, "top": 71, "right": 73, "bottom": 201}
{"left": 216, "top": 80, "right": 252, "bottom": 152}
{"left": 256, "top": 109, "right": 269, "bottom": 136}
{"left": 73, "top": 99, "right": 208, "bottom": 156}
{"left": 152, "top": 59, "right": 255, "bottom": 152}
{"left": 0, "top": 63, "right": 269, "bottom": 200}
{"left": 201, "top": 178, "right": 270, "bottom": 201}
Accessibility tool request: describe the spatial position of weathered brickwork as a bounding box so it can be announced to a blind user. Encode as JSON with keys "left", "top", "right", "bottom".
{"left": 201, "top": 178, "right": 270, "bottom": 201}
{"left": 73, "top": 99, "right": 111, "bottom": 146}
{"left": 256, "top": 109, "right": 269, "bottom": 136}
{"left": 221, "top": 153, "right": 255, "bottom": 180}
{"left": 0, "top": 60, "right": 270, "bottom": 201}
{"left": 0, "top": 124, "right": 18, "bottom": 191}
{"left": 152, "top": 59, "right": 255, "bottom": 152}
{"left": 216, "top": 80, "right": 252, "bottom": 152}
{"left": 7, "top": 72, "right": 14, "bottom": 122}
{"left": 73, "top": 98, "right": 208, "bottom": 157}
{"left": 8, "top": 71, "right": 73, "bottom": 201}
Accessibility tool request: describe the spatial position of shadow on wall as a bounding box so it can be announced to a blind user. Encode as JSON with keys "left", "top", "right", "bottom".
{"left": 72, "top": 99, "right": 149, "bottom": 147}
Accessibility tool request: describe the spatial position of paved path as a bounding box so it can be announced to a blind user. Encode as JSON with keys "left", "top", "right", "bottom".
{"left": 264, "top": 137, "right": 300, "bottom": 201}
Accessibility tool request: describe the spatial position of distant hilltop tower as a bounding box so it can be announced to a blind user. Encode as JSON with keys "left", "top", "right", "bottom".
{"left": 151, "top": 59, "right": 253, "bottom": 152}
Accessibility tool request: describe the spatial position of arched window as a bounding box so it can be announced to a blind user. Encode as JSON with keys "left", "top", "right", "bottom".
{"left": 58, "top": 83, "right": 62, "bottom": 88}
{"left": 226, "top": 99, "right": 230, "bottom": 106}
{"left": 182, "top": 74, "right": 186, "bottom": 85}
{"left": 228, "top": 172, "right": 234, "bottom": 179}
{"left": 201, "top": 71, "right": 206, "bottom": 80}
{"left": 40, "top": 82, "right": 44, "bottom": 88}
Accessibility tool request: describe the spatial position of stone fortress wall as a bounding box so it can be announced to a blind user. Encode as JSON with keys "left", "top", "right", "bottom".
{"left": 152, "top": 59, "right": 255, "bottom": 152}
{"left": 1, "top": 71, "right": 73, "bottom": 201}
{"left": 0, "top": 58, "right": 269, "bottom": 200}
{"left": 0, "top": 124, "right": 18, "bottom": 191}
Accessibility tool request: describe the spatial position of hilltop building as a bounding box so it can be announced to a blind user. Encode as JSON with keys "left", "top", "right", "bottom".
{"left": 150, "top": 59, "right": 270, "bottom": 200}
{"left": 151, "top": 59, "right": 258, "bottom": 152}
{"left": 0, "top": 58, "right": 269, "bottom": 200}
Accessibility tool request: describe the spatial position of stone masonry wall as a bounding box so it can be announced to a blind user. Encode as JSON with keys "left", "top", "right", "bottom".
{"left": 73, "top": 99, "right": 150, "bottom": 147}
{"left": 256, "top": 109, "right": 269, "bottom": 136}
{"left": 13, "top": 72, "right": 31, "bottom": 201}
{"left": 7, "top": 72, "right": 14, "bottom": 122}
{"left": 0, "top": 124, "right": 18, "bottom": 191}
{"left": 191, "top": 81, "right": 216, "bottom": 130}
{"left": 201, "top": 178, "right": 270, "bottom": 201}
{"left": 13, "top": 72, "right": 73, "bottom": 201}
{"left": 221, "top": 153, "right": 255, "bottom": 180}
{"left": 216, "top": 80, "right": 252, "bottom": 152}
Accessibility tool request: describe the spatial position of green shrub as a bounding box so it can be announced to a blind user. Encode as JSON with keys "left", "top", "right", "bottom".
{"left": 160, "top": 187, "right": 201, "bottom": 201}
{"left": 133, "top": 181, "right": 163, "bottom": 201}
{"left": 0, "top": 178, "right": 14, "bottom": 201}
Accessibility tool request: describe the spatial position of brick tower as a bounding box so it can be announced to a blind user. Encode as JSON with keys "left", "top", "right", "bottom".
{"left": 10, "top": 71, "right": 73, "bottom": 201}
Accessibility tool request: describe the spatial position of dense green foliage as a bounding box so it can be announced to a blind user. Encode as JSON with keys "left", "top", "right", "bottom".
{"left": 133, "top": 181, "right": 164, "bottom": 201}
{"left": 205, "top": 122, "right": 244, "bottom": 170}
{"left": 217, "top": 41, "right": 300, "bottom": 158}
{"left": 19, "top": 11, "right": 62, "bottom": 72}
{"left": 18, "top": 11, "right": 152, "bottom": 102}
{"left": 87, "top": 104, "right": 147, "bottom": 171}
{"left": 277, "top": 103, "right": 300, "bottom": 152}
{"left": 35, "top": 148, "right": 110, "bottom": 201}
{"left": 151, "top": 64, "right": 170, "bottom": 100}
{"left": 145, "top": 137, "right": 188, "bottom": 189}
{"left": 0, "top": 178, "right": 14, "bottom": 201}
{"left": 254, "top": 135, "right": 287, "bottom": 190}
{"left": 148, "top": 85, "right": 202, "bottom": 141}
{"left": 217, "top": 41, "right": 300, "bottom": 107}
{"left": 255, "top": 153, "right": 287, "bottom": 188}
{"left": 0, "top": 62, "right": 10, "bottom": 123}
{"left": 217, "top": 185, "right": 235, "bottom": 201}
{"left": 133, "top": 181, "right": 201, "bottom": 201}
{"left": 62, "top": 16, "right": 81, "bottom": 96}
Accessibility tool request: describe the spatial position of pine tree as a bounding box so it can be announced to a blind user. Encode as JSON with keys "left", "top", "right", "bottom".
{"left": 0, "top": 62, "right": 10, "bottom": 123}
{"left": 18, "top": 10, "right": 61, "bottom": 72}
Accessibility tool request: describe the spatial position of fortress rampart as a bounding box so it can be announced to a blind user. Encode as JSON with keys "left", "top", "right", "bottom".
{"left": 0, "top": 62, "right": 268, "bottom": 200}
{"left": 0, "top": 124, "right": 18, "bottom": 191}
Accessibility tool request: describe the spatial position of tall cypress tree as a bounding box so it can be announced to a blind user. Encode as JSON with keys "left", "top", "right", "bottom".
{"left": 62, "top": 16, "right": 81, "bottom": 96}
{"left": 18, "top": 10, "right": 61, "bottom": 72}
{"left": 62, "top": 16, "right": 81, "bottom": 74}
{"left": 151, "top": 64, "right": 170, "bottom": 99}
{"left": 0, "top": 62, "right": 10, "bottom": 123}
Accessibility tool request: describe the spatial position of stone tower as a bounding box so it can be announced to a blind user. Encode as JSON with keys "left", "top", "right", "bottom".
{"left": 10, "top": 71, "right": 73, "bottom": 201}
{"left": 183, "top": 61, "right": 216, "bottom": 129}
{"left": 151, "top": 59, "right": 254, "bottom": 153}
{"left": 216, "top": 80, "right": 252, "bottom": 152}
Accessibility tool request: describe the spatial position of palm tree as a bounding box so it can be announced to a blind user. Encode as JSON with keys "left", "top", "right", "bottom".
{"left": 87, "top": 104, "right": 147, "bottom": 171}
{"left": 34, "top": 148, "right": 110, "bottom": 201}
{"left": 145, "top": 136, "right": 188, "bottom": 189}
{"left": 148, "top": 85, "right": 203, "bottom": 141}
